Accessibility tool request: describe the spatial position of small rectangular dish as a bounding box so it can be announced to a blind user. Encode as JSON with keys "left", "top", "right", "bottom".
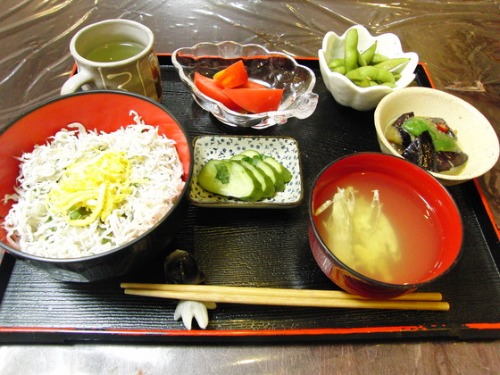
{"left": 190, "top": 135, "right": 303, "bottom": 208}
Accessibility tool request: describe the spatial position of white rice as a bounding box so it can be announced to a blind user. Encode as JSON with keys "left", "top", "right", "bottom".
{"left": 2, "top": 112, "right": 185, "bottom": 259}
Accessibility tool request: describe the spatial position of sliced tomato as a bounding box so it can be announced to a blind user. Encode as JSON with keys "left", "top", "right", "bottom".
{"left": 213, "top": 60, "right": 249, "bottom": 89}
{"left": 240, "top": 80, "right": 267, "bottom": 89}
{"left": 193, "top": 72, "right": 242, "bottom": 112}
{"left": 223, "top": 88, "right": 284, "bottom": 114}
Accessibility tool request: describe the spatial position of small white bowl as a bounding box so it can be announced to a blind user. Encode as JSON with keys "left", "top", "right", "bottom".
{"left": 318, "top": 25, "right": 419, "bottom": 111}
{"left": 374, "top": 87, "right": 499, "bottom": 186}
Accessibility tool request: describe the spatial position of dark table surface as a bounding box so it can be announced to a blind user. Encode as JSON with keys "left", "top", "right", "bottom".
{"left": 0, "top": 1, "right": 498, "bottom": 374}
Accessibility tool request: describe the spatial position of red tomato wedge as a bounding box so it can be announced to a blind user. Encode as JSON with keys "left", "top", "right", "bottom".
{"left": 240, "top": 80, "right": 267, "bottom": 89}
{"left": 223, "top": 88, "right": 284, "bottom": 113}
{"left": 213, "top": 60, "right": 248, "bottom": 89}
{"left": 193, "top": 72, "right": 242, "bottom": 112}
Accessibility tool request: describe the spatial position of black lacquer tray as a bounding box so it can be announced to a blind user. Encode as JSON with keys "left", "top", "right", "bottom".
{"left": 0, "top": 56, "right": 498, "bottom": 344}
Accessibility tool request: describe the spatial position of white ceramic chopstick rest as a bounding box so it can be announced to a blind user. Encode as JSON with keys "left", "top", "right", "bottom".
{"left": 173, "top": 300, "right": 217, "bottom": 330}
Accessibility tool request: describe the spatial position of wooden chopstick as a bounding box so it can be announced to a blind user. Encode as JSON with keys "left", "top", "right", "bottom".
{"left": 120, "top": 283, "right": 449, "bottom": 311}
{"left": 121, "top": 283, "right": 443, "bottom": 301}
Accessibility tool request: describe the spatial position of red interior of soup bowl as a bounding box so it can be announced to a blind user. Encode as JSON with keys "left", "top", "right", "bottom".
{"left": 0, "top": 91, "right": 191, "bottom": 245}
{"left": 309, "top": 152, "right": 463, "bottom": 298}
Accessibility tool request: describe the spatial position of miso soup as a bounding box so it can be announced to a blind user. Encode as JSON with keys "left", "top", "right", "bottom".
{"left": 313, "top": 171, "right": 443, "bottom": 285}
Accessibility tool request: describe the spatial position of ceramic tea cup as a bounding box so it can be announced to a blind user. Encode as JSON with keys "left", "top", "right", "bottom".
{"left": 61, "top": 19, "right": 162, "bottom": 101}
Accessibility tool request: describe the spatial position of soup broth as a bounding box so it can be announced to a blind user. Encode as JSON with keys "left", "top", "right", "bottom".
{"left": 86, "top": 41, "right": 144, "bottom": 63}
{"left": 314, "top": 171, "right": 443, "bottom": 285}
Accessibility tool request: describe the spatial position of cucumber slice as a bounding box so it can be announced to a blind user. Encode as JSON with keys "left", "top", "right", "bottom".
{"left": 197, "top": 159, "right": 263, "bottom": 201}
{"left": 238, "top": 150, "right": 292, "bottom": 184}
{"left": 231, "top": 155, "right": 276, "bottom": 198}
{"left": 263, "top": 156, "right": 292, "bottom": 183}
{"left": 252, "top": 158, "right": 285, "bottom": 192}
{"left": 235, "top": 150, "right": 284, "bottom": 191}
{"left": 239, "top": 149, "right": 262, "bottom": 159}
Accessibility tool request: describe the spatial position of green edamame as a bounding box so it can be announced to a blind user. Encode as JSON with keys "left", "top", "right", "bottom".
{"left": 328, "top": 58, "right": 345, "bottom": 70}
{"left": 327, "top": 28, "right": 411, "bottom": 88}
{"left": 371, "top": 53, "right": 388, "bottom": 64}
{"left": 332, "top": 66, "right": 346, "bottom": 74}
{"left": 345, "top": 66, "right": 395, "bottom": 86}
{"left": 344, "top": 28, "right": 359, "bottom": 72}
{"left": 374, "top": 57, "right": 410, "bottom": 71}
{"left": 355, "top": 79, "right": 372, "bottom": 88}
{"left": 360, "top": 41, "right": 377, "bottom": 66}
{"left": 357, "top": 53, "right": 367, "bottom": 67}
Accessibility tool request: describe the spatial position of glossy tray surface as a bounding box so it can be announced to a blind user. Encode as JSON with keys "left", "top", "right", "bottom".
{"left": 0, "top": 57, "right": 498, "bottom": 343}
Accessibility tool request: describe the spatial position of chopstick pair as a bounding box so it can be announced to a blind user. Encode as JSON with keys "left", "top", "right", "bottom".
{"left": 120, "top": 283, "right": 450, "bottom": 311}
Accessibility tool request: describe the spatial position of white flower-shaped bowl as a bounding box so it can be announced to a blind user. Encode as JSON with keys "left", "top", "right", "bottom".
{"left": 318, "top": 25, "right": 419, "bottom": 111}
{"left": 374, "top": 87, "right": 499, "bottom": 186}
{"left": 172, "top": 41, "right": 319, "bottom": 129}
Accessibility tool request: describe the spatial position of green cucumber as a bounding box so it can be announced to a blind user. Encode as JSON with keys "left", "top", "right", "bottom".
{"left": 263, "top": 156, "right": 292, "bottom": 183}
{"left": 239, "top": 149, "right": 262, "bottom": 158}
{"left": 197, "top": 159, "right": 263, "bottom": 201}
{"left": 252, "top": 158, "right": 285, "bottom": 192}
{"left": 197, "top": 149, "right": 293, "bottom": 201}
{"left": 231, "top": 155, "right": 276, "bottom": 198}
{"left": 237, "top": 149, "right": 292, "bottom": 182}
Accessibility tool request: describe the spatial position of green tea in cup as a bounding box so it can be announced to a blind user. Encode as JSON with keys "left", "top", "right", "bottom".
{"left": 61, "top": 19, "right": 162, "bottom": 101}
{"left": 86, "top": 41, "right": 145, "bottom": 63}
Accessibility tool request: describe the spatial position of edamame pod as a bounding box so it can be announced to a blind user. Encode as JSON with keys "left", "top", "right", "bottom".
{"left": 326, "top": 29, "right": 409, "bottom": 88}
{"left": 345, "top": 66, "right": 395, "bottom": 85}
{"left": 344, "top": 28, "right": 359, "bottom": 72}
{"left": 371, "top": 53, "right": 388, "bottom": 64}
{"left": 357, "top": 53, "right": 367, "bottom": 67}
{"left": 374, "top": 57, "right": 410, "bottom": 71}
{"left": 328, "top": 58, "right": 345, "bottom": 70}
{"left": 360, "top": 41, "right": 377, "bottom": 65}
{"left": 332, "top": 66, "right": 346, "bottom": 74}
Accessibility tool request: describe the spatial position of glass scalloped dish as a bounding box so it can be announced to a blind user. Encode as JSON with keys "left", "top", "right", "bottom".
{"left": 172, "top": 41, "right": 319, "bottom": 129}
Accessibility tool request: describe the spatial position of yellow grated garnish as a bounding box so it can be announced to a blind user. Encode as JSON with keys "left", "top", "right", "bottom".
{"left": 47, "top": 151, "right": 132, "bottom": 226}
